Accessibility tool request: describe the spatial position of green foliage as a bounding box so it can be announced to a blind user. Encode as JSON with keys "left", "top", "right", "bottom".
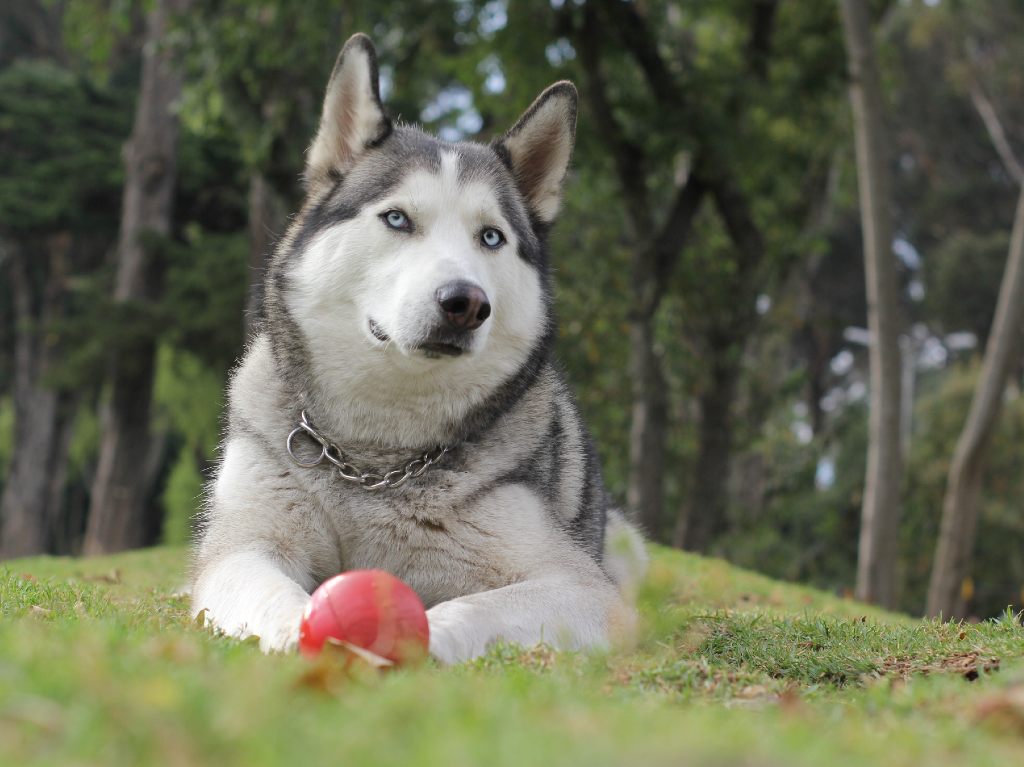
{"left": 890, "top": 0, "right": 1024, "bottom": 285}
{"left": 550, "top": 165, "right": 633, "bottom": 499}
{"left": 2, "top": 546, "right": 1023, "bottom": 766}
{"left": 153, "top": 346, "right": 224, "bottom": 545}
{"left": 716, "top": 361, "right": 1024, "bottom": 620}
{"left": 50, "top": 273, "right": 168, "bottom": 389}
{"left": 0, "top": 397, "right": 10, "bottom": 462}
{"left": 0, "top": 397, "right": 12, "bottom": 482}
{"left": 66, "top": 404, "right": 100, "bottom": 486}
{"left": 50, "top": 165, "right": 248, "bottom": 392}
{"left": 925, "top": 230, "right": 1010, "bottom": 341}
{"left": 59, "top": 0, "right": 136, "bottom": 81}
{"left": 902, "top": 364, "right": 1024, "bottom": 618}
{"left": 717, "top": 402, "right": 866, "bottom": 594}
{"left": 180, "top": 0, "right": 339, "bottom": 174}
{"left": 180, "top": 0, "right": 467, "bottom": 187}
{"left": 0, "top": 59, "right": 126, "bottom": 236}
{"left": 153, "top": 346, "right": 224, "bottom": 456}
{"left": 160, "top": 227, "right": 248, "bottom": 370}
{"left": 160, "top": 448, "right": 203, "bottom": 546}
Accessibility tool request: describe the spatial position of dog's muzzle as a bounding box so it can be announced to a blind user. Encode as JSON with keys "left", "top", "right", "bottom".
{"left": 412, "top": 281, "right": 490, "bottom": 357}
{"left": 437, "top": 280, "right": 490, "bottom": 331}
{"left": 368, "top": 281, "right": 491, "bottom": 358}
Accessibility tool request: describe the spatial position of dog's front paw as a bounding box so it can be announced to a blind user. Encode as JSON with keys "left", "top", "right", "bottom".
{"left": 427, "top": 600, "right": 483, "bottom": 664}
{"left": 237, "top": 597, "right": 309, "bottom": 654}
{"left": 258, "top": 616, "right": 302, "bottom": 654}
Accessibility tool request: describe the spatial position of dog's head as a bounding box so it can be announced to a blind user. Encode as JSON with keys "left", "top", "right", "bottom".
{"left": 267, "top": 34, "right": 576, "bottom": 445}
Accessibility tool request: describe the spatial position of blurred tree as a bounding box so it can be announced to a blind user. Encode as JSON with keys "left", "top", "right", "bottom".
{"left": 840, "top": 0, "right": 904, "bottom": 609}
{"left": 924, "top": 231, "right": 1007, "bottom": 343}
{"left": 0, "top": 59, "right": 126, "bottom": 557}
{"left": 551, "top": 1, "right": 846, "bottom": 549}
{"left": 180, "top": 0, "right": 336, "bottom": 340}
{"left": 927, "top": 13, "right": 1024, "bottom": 617}
{"left": 0, "top": 0, "right": 68, "bottom": 67}
{"left": 84, "top": 0, "right": 192, "bottom": 554}
{"left": 926, "top": 189, "right": 1024, "bottom": 616}
{"left": 906, "top": 364, "right": 1024, "bottom": 618}
{"left": 571, "top": 2, "right": 704, "bottom": 538}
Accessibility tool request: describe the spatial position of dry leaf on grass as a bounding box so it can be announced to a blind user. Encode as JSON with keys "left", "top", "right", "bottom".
{"left": 294, "top": 639, "right": 394, "bottom": 694}
{"left": 323, "top": 637, "right": 394, "bottom": 668}
{"left": 879, "top": 652, "right": 1000, "bottom": 681}
{"left": 83, "top": 569, "right": 121, "bottom": 584}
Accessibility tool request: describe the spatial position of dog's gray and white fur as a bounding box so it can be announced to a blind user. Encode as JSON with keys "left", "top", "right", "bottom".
{"left": 191, "top": 34, "right": 647, "bottom": 663}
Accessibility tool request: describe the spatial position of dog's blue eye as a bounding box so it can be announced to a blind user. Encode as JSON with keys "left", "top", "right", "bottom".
{"left": 382, "top": 209, "right": 411, "bottom": 230}
{"left": 481, "top": 228, "right": 505, "bottom": 249}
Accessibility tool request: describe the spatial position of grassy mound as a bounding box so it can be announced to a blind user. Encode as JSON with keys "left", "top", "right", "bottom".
{"left": 2, "top": 545, "right": 1023, "bottom": 766}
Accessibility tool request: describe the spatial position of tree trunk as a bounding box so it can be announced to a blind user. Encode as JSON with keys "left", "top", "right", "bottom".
{"left": 840, "top": 0, "right": 905, "bottom": 609}
{"left": 0, "top": 390, "right": 63, "bottom": 559}
{"left": 575, "top": 3, "right": 723, "bottom": 538}
{"left": 576, "top": 5, "right": 669, "bottom": 535}
{"left": 627, "top": 307, "right": 667, "bottom": 537}
{"left": 84, "top": 0, "right": 188, "bottom": 555}
{"left": 43, "top": 401, "right": 75, "bottom": 526}
{"left": 926, "top": 184, "right": 1024, "bottom": 618}
{"left": 0, "top": 238, "right": 74, "bottom": 559}
{"left": 244, "top": 172, "right": 285, "bottom": 342}
{"left": 625, "top": 178, "right": 707, "bottom": 538}
{"left": 667, "top": 174, "right": 768, "bottom": 553}
{"left": 674, "top": 352, "right": 740, "bottom": 551}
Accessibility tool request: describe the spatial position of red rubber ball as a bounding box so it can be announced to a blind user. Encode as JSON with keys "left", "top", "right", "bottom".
{"left": 298, "top": 570, "right": 429, "bottom": 665}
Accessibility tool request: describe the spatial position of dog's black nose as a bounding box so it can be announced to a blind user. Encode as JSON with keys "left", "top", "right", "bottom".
{"left": 437, "top": 281, "right": 491, "bottom": 331}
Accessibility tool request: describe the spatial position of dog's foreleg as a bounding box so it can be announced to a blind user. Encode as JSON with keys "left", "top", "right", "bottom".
{"left": 425, "top": 574, "right": 630, "bottom": 664}
{"left": 193, "top": 550, "right": 312, "bottom": 653}
{"left": 191, "top": 433, "right": 335, "bottom": 653}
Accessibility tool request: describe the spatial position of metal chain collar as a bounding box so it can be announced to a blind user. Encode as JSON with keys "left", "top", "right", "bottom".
{"left": 286, "top": 410, "right": 450, "bottom": 490}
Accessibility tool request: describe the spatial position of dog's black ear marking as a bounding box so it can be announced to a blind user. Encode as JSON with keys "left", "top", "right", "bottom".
{"left": 493, "top": 81, "right": 577, "bottom": 224}
{"left": 305, "top": 33, "right": 392, "bottom": 188}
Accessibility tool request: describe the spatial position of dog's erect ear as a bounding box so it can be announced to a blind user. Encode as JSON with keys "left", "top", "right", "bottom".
{"left": 305, "top": 34, "right": 391, "bottom": 186}
{"left": 495, "top": 82, "right": 578, "bottom": 223}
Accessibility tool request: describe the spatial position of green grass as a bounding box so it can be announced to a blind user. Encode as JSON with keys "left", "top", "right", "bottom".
{"left": 3, "top": 545, "right": 1024, "bottom": 766}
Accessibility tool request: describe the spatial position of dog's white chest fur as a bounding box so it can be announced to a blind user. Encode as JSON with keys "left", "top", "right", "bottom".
{"left": 332, "top": 485, "right": 552, "bottom": 606}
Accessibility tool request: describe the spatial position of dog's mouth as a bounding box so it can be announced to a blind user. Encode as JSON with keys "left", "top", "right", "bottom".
{"left": 413, "top": 326, "right": 472, "bottom": 358}
{"left": 368, "top": 319, "right": 468, "bottom": 358}
{"left": 415, "top": 342, "right": 464, "bottom": 358}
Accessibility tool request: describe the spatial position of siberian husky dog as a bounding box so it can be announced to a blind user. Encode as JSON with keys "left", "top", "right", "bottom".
{"left": 191, "top": 34, "right": 647, "bottom": 663}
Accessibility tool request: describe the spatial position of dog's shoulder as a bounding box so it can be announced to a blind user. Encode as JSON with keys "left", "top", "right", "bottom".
{"left": 485, "top": 362, "right": 609, "bottom": 562}
{"left": 224, "top": 334, "right": 294, "bottom": 446}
